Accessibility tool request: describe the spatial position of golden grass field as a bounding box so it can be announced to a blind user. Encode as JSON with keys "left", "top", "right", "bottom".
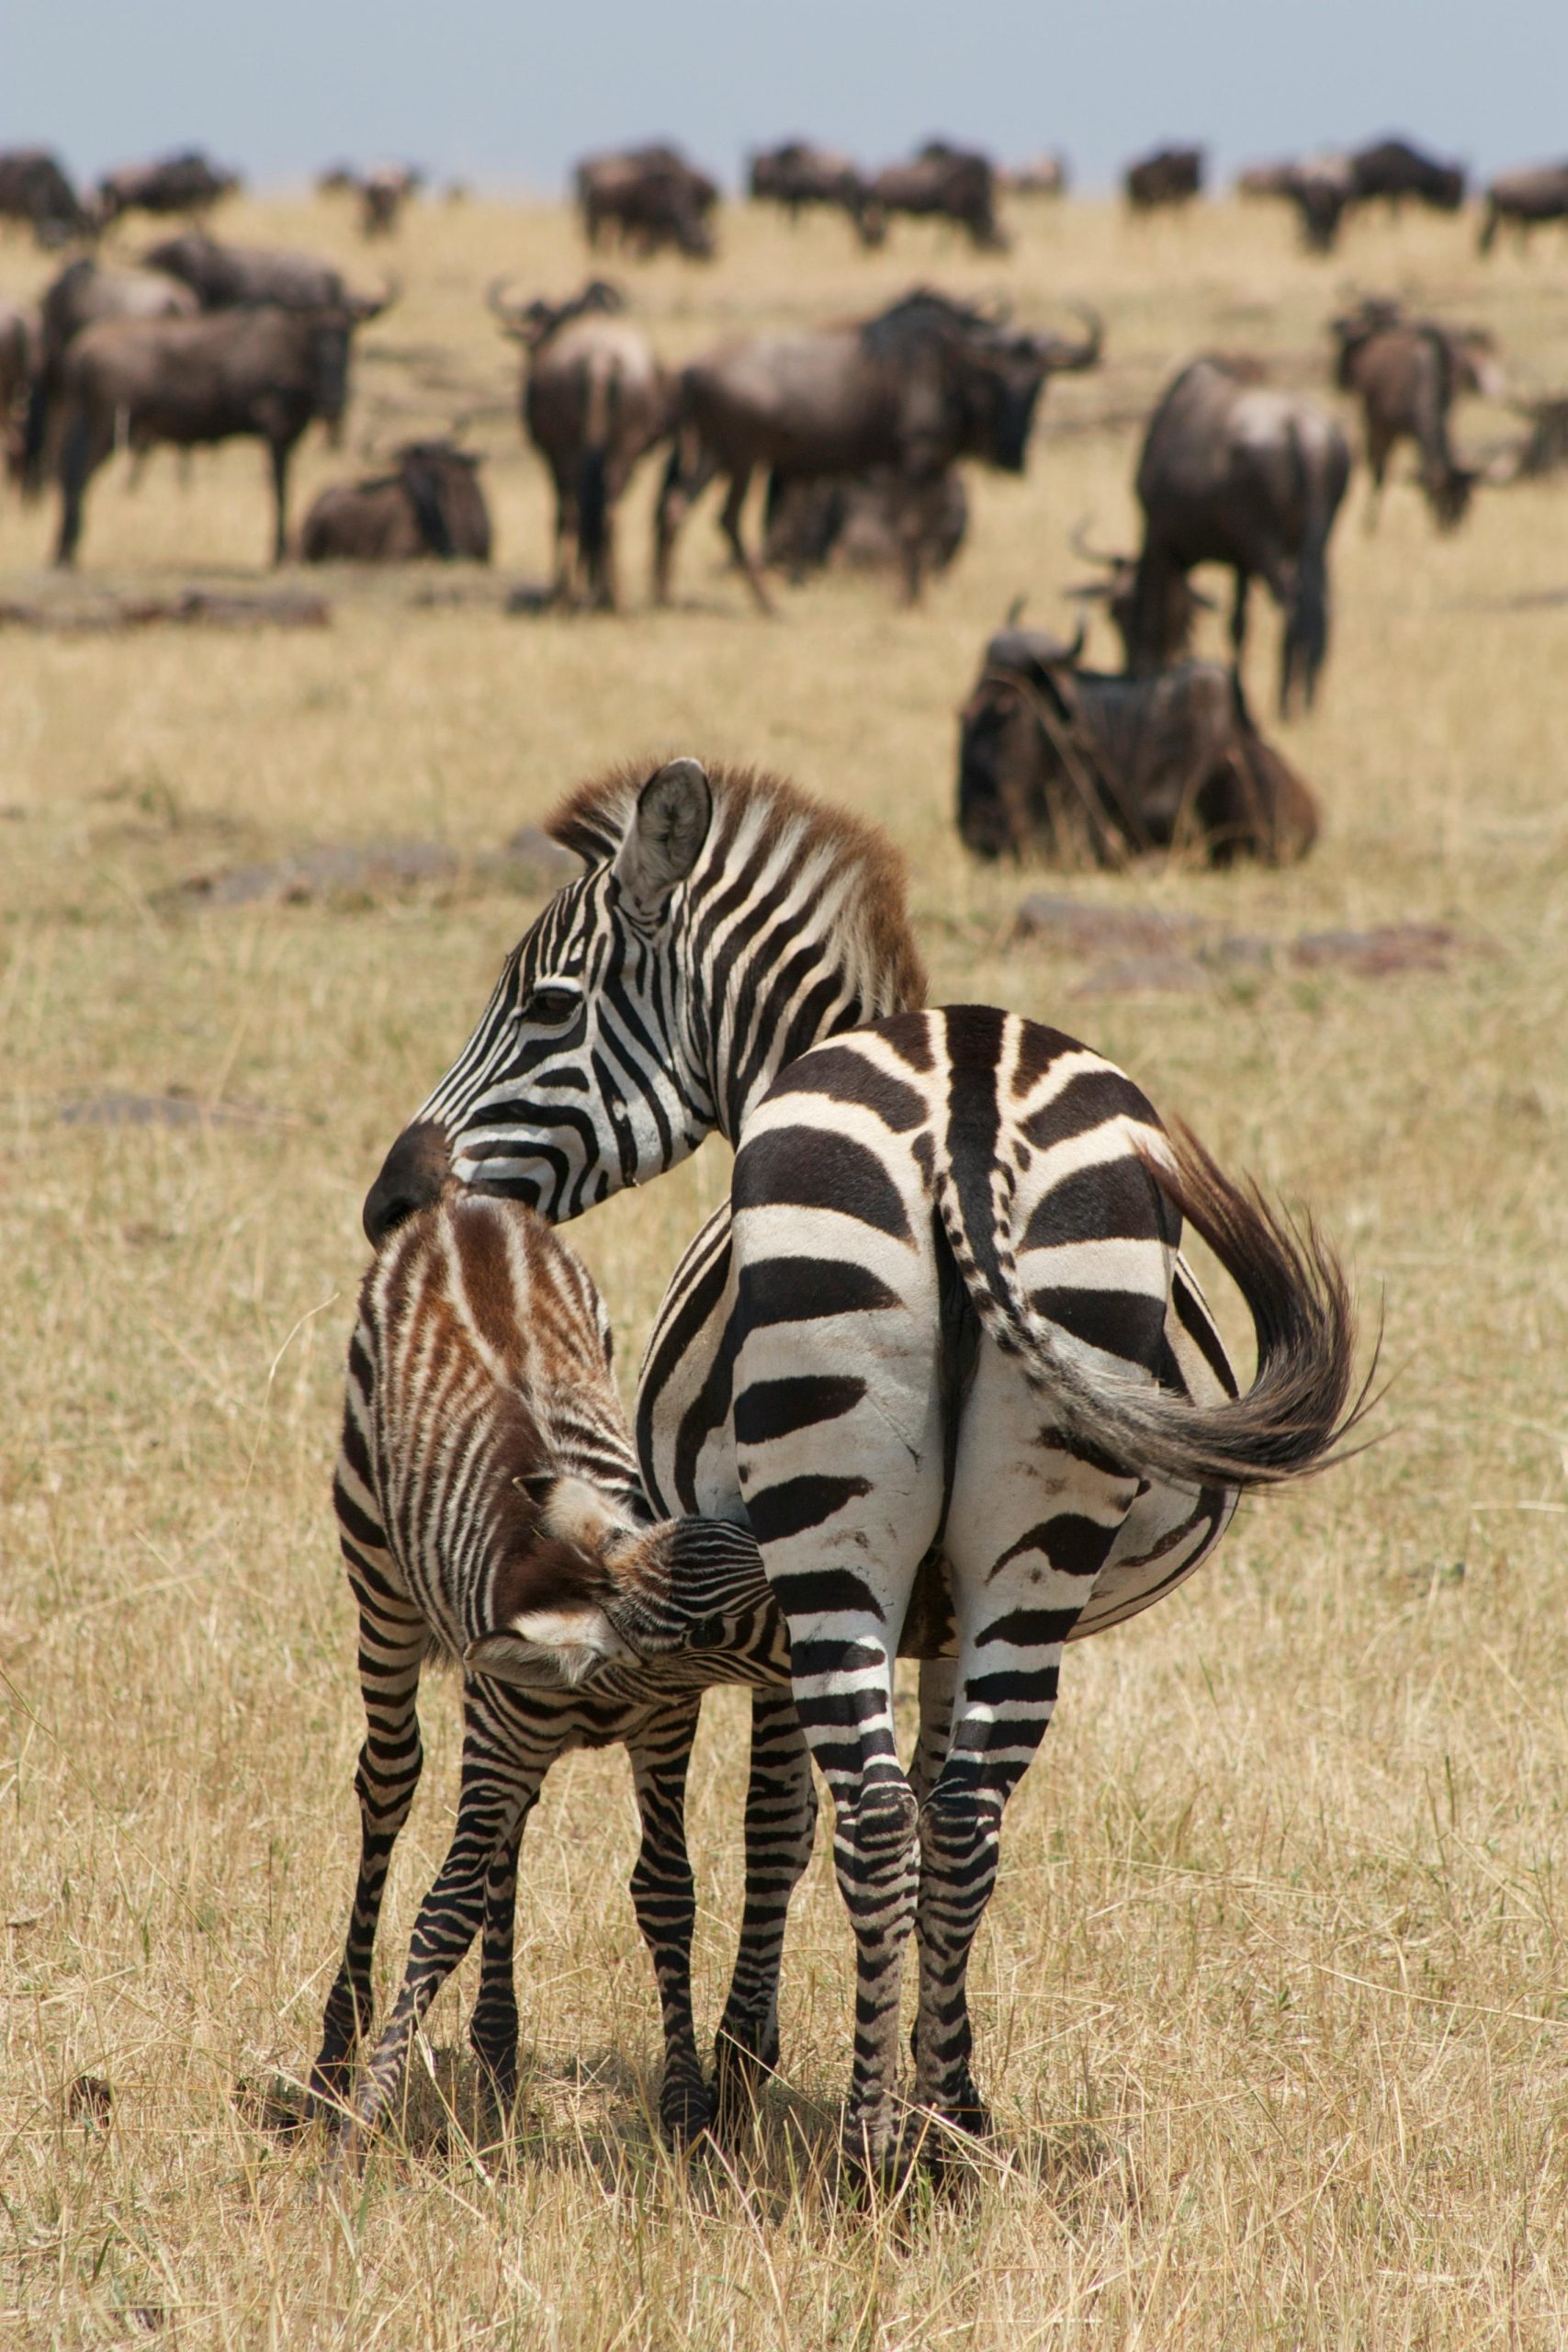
{"left": 2, "top": 184, "right": 1566, "bottom": 2346}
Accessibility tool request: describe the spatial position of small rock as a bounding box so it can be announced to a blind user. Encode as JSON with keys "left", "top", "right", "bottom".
{"left": 1072, "top": 954, "right": 1210, "bottom": 998}
{"left": 1292, "top": 924, "right": 1456, "bottom": 977}
{"left": 67, "top": 2074, "right": 113, "bottom": 2126}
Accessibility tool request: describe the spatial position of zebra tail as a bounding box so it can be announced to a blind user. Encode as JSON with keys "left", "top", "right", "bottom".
{"left": 931, "top": 1121, "right": 1366, "bottom": 1491}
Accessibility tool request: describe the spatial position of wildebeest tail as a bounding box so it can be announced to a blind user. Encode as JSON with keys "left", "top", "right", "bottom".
{"left": 577, "top": 355, "right": 619, "bottom": 568}
{"left": 21, "top": 370, "right": 55, "bottom": 497}
{"left": 931, "top": 1119, "right": 1362, "bottom": 1491}
{"left": 401, "top": 454, "right": 455, "bottom": 557}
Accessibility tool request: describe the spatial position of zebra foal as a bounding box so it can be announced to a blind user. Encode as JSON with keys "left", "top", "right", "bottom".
{"left": 311, "top": 1189, "right": 794, "bottom": 2150}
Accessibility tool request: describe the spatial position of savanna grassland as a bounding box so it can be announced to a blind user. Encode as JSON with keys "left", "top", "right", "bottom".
{"left": 1, "top": 181, "right": 1566, "bottom": 2348}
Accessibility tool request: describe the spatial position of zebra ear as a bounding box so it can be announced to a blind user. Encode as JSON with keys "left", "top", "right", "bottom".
{"left": 513, "top": 1472, "right": 557, "bottom": 1510}
{"left": 612, "top": 758, "right": 712, "bottom": 922}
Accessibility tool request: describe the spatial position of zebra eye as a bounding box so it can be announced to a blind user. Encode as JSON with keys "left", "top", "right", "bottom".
{"left": 515, "top": 982, "right": 581, "bottom": 1027}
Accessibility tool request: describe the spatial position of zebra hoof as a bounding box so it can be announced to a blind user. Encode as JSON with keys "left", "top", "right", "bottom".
{"left": 468, "top": 2030, "right": 519, "bottom": 2115}
{"left": 660, "top": 2075, "right": 716, "bottom": 2148}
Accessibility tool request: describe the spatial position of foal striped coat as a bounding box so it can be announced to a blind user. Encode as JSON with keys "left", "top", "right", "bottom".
{"left": 312, "top": 1192, "right": 791, "bottom": 2146}
{"left": 361, "top": 755, "right": 1358, "bottom": 2178}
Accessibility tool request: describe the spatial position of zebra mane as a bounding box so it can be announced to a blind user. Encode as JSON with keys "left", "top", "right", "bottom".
{"left": 546, "top": 759, "right": 929, "bottom": 1013}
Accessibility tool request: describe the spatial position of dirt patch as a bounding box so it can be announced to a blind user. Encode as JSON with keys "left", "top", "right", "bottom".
{"left": 1019, "top": 897, "right": 1475, "bottom": 991}
{"left": 173, "top": 823, "right": 581, "bottom": 910}
{"left": 59, "top": 1091, "right": 290, "bottom": 1131}
{"left": 0, "top": 588, "right": 330, "bottom": 633}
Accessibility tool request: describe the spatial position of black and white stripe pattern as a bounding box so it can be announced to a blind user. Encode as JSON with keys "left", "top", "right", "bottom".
{"left": 310, "top": 1192, "right": 797, "bottom": 2150}
{"left": 362, "top": 757, "right": 1355, "bottom": 2180}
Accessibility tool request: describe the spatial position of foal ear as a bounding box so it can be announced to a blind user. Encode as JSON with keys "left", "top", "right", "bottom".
{"left": 513, "top": 1471, "right": 557, "bottom": 1510}
{"left": 612, "top": 758, "right": 712, "bottom": 922}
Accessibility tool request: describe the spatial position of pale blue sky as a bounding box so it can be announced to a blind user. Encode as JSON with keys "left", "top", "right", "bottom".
{"left": 6, "top": 0, "right": 1562, "bottom": 196}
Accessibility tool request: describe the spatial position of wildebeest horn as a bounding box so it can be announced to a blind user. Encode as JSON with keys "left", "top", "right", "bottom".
{"left": 1067, "top": 514, "right": 1129, "bottom": 569}
{"left": 1037, "top": 304, "right": 1102, "bottom": 371}
{"left": 1004, "top": 594, "right": 1027, "bottom": 625}
{"left": 486, "top": 274, "right": 531, "bottom": 325}
{"left": 351, "top": 272, "right": 400, "bottom": 321}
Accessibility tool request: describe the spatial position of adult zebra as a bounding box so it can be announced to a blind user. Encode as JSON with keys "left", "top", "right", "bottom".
{"left": 365, "top": 756, "right": 1357, "bottom": 2178}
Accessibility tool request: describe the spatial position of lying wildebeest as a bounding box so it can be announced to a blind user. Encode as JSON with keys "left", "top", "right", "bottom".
{"left": 96, "top": 151, "right": 240, "bottom": 226}
{"left": 1124, "top": 145, "right": 1204, "bottom": 210}
{"left": 1478, "top": 163, "right": 1568, "bottom": 254}
{"left": 23, "top": 255, "right": 201, "bottom": 491}
{"left": 747, "top": 141, "right": 876, "bottom": 243}
{"left": 863, "top": 141, "right": 1006, "bottom": 251}
{"left": 0, "top": 300, "right": 36, "bottom": 483}
{"left": 1002, "top": 153, "right": 1069, "bottom": 198}
{"left": 654, "top": 288, "right": 1101, "bottom": 610}
{"left": 299, "top": 439, "right": 490, "bottom": 561}
{"left": 958, "top": 618, "right": 1319, "bottom": 866}
{"left": 0, "top": 147, "right": 93, "bottom": 246}
{"left": 575, "top": 146, "right": 717, "bottom": 261}
{"left": 1348, "top": 136, "right": 1465, "bottom": 214}
{"left": 140, "top": 232, "right": 381, "bottom": 314}
{"left": 54, "top": 291, "right": 392, "bottom": 566}
{"left": 1074, "top": 357, "right": 1350, "bottom": 715}
{"left": 761, "top": 465, "right": 967, "bottom": 581}
{"left": 1331, "top": 300, "right": 1501, "bottom": 529}
{"left": 1237, "top": 154, "right": 1354, "bottom": 254}
{"left": 490, "top": 277, "right": 670, "bottom": 609}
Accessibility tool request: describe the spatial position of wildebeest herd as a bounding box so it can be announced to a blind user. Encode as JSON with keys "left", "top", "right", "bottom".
{"left": 1, "top": 126, "right": 1561, "bottom": 2192}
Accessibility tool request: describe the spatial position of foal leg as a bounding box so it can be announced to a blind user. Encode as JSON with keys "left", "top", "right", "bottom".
{"left": 714, "top": 1688, "right": 818, "bottom": 2132}
{"left": 466, "top": 1799, "right": 538, "bottom": 2109}
{"left": 309, "top": 1580, "right": 429, "bottom": 2116}
{"left": 626, "top": 1702, "right": 712, "bottom": 2144}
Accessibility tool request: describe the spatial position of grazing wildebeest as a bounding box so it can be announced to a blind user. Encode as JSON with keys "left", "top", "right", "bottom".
{"left": 654, "top": 288, "right": 1101, "bottom": 610}
{"left": 96, "top": 151, "right": 240, "bottom": 226}
{"left": 1002, "top": 153, "right": 1069, "bottom": 198}
{"left": 23, "top": 255, "right": 201, "bottom": 491}
{"left": 53, "top": 292, "right": 392, "bottom": 567}
{"left": 1348, "top": 137, "right": 1465, "bottom": 214}
{"left": 863, "top": 141, "right": 1006, "bottom": 251}
{"left": 1075, "top": 357, "right": 1351, "bottom": 715}
{"left": 957, "top": 618, "right": 1319, "bottom": 866}
{"left": 1237, "top": 154, "right": 1354, "bottom": 253}
{"left": 299, "top": 440, "right": 490, "bottom": 561}
{"left": 140, "top": 232, "right": 378, "bottom": 314}
{"left": 0, "top": 300, "right": 37, "bottom": 483}
{"left": 0, "top": 148, "right": 93, "bottom": 246}
{"left": 575, "top": 147, "right": 717, "bottom": 260}
{"left": 1331, "top": 300, "right": 1501, "bottom": 529}
{"left": 490, "top": 277, "right": 670, "bottom": 609}
{"left": 761, "top": 465, "right": 967, "bottom": 582}
{"left": 1478, "top": 163, "right": 1568, "bottom": 254}
{"left": 747, "top": 142, "right": 876, "bottom": 243}
{"left": 1124, "top": 145, "right": 1204, "bottom": 210}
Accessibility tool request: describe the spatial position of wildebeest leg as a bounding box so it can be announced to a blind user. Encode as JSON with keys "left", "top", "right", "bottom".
{"left": 267, "top": 436, "right": 292, "bottom": 566}
{"left": 626, "top": 1704, "right": 715, "bottom": 2143}
{"left": 1364, "top": 424, "right": 1392, "bottom": 531}
{"left": 1229, "top": 568, "right": 1251, "bottom": 667}
{"left": 717, "top": 465, "right": 773, "bottom": 613}
{"left": 713, "top": 1688, "right": 818, "bottom": 2133}
{"left": 652, "top": 436, "right": 716, "bottom": 605}
{"left": 54, "top": 403, "right": 112, "bottom": 567}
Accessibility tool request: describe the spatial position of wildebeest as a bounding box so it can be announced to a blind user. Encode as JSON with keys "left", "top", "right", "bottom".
{"left": 863, "top": 141, "right": 1006, "bottom": 251}
{"left": 96, "top": 151, "right": 241, "bottom": 226}
{"left": 1074, "top": 356, "right": 1351, "bottom": 715}
{"left": 1124, "top": 145, "right": 1205, "bottom": 210}
{"left": 1348, "top": 136, "right": 1465, "bottom": 214}
{"left": 747, "top": 142, "right": 876, "bottom": 243}
{"left": 1505, "top": 394, "right": 1568, "bottom": 479}
{"left": 0, "top": 300, "right": 37, "bottom": 483}
{"left": 1001, "top": 153, "right": 1070, "bottom": 198}
{"left": 23, "top": 255, "right": 201, "bottom": 491}
{"left": 1478, "top": 163, "right": 1568, "bottom": 254}
{"left": 957, "top": 618, "right": 1319, "bottom": 866}
{"left": 0, "top": 147, "right": 93, "bottom": 246}
{"left": 299, "top": 440, "right": 490, "bottom": 561}
{"left": 575, "top": 146, "right": 718, "bottom": 260}
{"left": 53, "top": 292, "right": 392, "bottom": 566}
{"left": 1237, "top": 154, "right": 1355, "bottom": 253}
{"left": 654, "top": 288, "right": 1101, "bottom": 610}
{"left": 318, "top": 164, "right": 423, "bottom": 238}
{"left": 490, "top": 277, "right": 670, "bottom": 609}
{"left": 761, "top": 465, "right": 967, "bottom": 582}
{"left": 1331, "top": 300, "right": 1501, "bottom": 529}
{"left": 140, "top": 232, "right": 383, "bottom": 314}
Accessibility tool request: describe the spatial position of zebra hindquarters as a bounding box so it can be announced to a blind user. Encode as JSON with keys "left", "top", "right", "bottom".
{"left": 912, "top": 1338, "right": 1144, "bottom": 2143}
{"left": 729, "top": 1138, "right": 948, "bottom": 2183}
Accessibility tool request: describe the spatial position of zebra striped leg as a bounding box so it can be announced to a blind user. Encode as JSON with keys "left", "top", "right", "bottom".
{"left": 626, "top": 1705, "right": 714, "bottom": 2145}
{"left": 309, "top": 1574, "right": 428, "bottom": 2119}
{"left": 466, "top": 1798, "right": 537, "bottom": 2109}
{"left": 349, "top": 1711, "right": 539, "bottom": 2147}
{"left": 714, "top": 1689, "right": 818, "bottom": 2132}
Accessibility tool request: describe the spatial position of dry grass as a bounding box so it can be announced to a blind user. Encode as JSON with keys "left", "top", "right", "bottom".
{"left": 2, "top": 187, "right": 1567, "bottom": 2347}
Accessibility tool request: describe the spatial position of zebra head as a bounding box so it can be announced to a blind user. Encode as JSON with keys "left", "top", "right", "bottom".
{"left": 365, "top": 759, "right": 717, "bottom": 1241}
